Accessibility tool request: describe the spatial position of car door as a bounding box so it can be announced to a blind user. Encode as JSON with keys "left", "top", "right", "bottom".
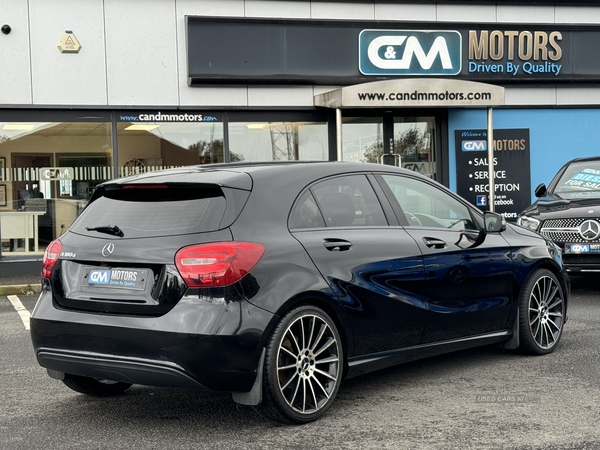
{"left": 289, "top": 173, "right": 427, "bottom": 356}
{"left": 376, "top": 173, "right": 515, "bottom": 344}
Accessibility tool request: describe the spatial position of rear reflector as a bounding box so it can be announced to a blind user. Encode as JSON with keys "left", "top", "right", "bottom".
{"left": 42, "top": 239, "right": 62, "bottom": 279}
{"left": 175, "top": 242, "right": 265, "bottom": 288}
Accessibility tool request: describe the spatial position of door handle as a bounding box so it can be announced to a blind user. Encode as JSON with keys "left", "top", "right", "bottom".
{"left": 323, "top": 239, "right": 352, "bottom": 252}
{"left": 423, "top": 237, "right": 447, "bottom": 249}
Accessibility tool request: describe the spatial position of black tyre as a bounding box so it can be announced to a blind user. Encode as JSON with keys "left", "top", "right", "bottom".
{"left": 62, "top": 374, "right": 132, "bottom": 397}
{"left": 254, "top": 305, "right": 343, "bottom": 424}
{"left": 518, "top": 268, "right": 565, "bottom": 355}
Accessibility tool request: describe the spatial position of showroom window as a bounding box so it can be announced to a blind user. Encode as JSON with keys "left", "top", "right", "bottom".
{"left": 228, "top": 117, "right": 329, "bottom": 162}
{"left": 116, "top": 112, "right": 224, "bottom": 175}
{"left": 0, "top": 114, "right": 112, "bottom": 256}
{"left": 227, "top": 111, "right": 335, "bottom": 162}
{"left": 0, "top": 110, "right": 333, "bottom": 258}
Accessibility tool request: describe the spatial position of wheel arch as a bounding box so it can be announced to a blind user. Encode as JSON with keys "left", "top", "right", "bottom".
{"left": 262, "top": 291, "right": 353, "bottom": 378}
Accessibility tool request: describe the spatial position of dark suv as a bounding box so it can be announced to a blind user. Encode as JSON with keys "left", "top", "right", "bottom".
{"left": 518, "top": 156, "right": 600, "bottom": 271}
{"left": 31, "top": 161, "right": 569, "bottom": 424}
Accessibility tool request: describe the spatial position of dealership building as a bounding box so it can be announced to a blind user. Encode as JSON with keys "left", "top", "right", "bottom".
{"left": 2, "top": 0, "right": 600, "bottom": 261}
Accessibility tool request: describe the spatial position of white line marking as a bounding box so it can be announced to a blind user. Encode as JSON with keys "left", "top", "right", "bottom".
{"left": 7, "top": 295, "right": 30, "bottom": 330}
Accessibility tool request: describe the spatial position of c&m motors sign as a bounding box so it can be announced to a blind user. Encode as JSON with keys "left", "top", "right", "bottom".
{"left": 359, "top": 30, "right": 462, "bottom": 76}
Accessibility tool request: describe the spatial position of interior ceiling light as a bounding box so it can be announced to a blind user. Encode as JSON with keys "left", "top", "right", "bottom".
{"left": 3, "top": 124, "right": 36, "bottom": 130}
{"left": 246, "top": 124, "right": 267, "bottom": 129}
{"left": 124, "top": 124, "right": 160, "bottom": 131}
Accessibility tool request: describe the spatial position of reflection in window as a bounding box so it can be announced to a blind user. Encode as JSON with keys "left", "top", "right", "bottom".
{"left": 382, "top": 175, "right": 475, "bottom": 230}
{"left": 394, "top": 117, "right": 436, "bottom": 179}
{"left": 229, "top": 122, "right": 328, "bottom": 162}
{"left": 0, "top": 121, "right": 112, "bottom": 255}
{"left": 342, "top": 118, "right": 383, "bottom": 163}
{"left": 117, "top": 121, "right": 225, "bottom": 176}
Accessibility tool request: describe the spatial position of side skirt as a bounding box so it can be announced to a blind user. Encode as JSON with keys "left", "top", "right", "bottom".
{"left": 346, "top": 330, "right": 512, "bottom": 379}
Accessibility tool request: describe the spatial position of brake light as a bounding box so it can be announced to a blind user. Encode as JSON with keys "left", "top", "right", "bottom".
{"left": 122, "top": 184, "right": 167, "bottom": 189}
{"left": 42, "top": 239, "right": 62, "bottom": 279}
{"left": 175, "top": 242, "right": 265, "bottom": 288}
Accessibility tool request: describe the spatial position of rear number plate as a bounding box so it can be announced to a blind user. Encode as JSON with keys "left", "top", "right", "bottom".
{"left": 85, "top": 268, "right": 149, "bottom": 290}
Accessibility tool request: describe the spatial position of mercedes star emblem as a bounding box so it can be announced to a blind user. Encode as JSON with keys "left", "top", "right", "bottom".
{"left": 579, "top": 220, "right": 600, "bottom": 241}
{"left": 101, "top": 242, "right": 115, "bottom": 257}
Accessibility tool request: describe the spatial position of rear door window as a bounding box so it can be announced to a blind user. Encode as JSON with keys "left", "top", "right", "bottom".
{"left": 71, "top": 184, "right": 230, "bottom": 238}
{"left": 289, "top": 174, "right": 387, "bottom": 228}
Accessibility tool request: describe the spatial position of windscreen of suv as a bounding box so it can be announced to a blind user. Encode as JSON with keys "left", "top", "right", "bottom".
{"left": 70, "top": 184, "right": 227, "bottom": 238}
{"left": 553, "top": 161, "right": 600, "bottom": 199}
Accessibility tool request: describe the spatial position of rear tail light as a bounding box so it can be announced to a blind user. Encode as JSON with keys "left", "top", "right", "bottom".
{"left": 175, "top": 242, "right": 265, "bottom": 288}
{"left": 42, "top": 239, "right": 62, "bottom": 279}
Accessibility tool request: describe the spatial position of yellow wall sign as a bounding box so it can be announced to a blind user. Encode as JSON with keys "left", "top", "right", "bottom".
{"left": 57, "top": 31, "right": 81, "bottom": 53}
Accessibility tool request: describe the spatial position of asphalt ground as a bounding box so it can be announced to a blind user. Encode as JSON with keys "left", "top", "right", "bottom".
{"left": 0, "top": 258, "right": 43, "bottom": 295}
{"left": 1, "top": 274, "right": 599, "bottom": 449}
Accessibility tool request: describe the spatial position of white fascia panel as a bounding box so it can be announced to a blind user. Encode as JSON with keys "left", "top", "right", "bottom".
{"left": 245, "top": 1, "right": 310, "bottom": 18}
{"left": 557, "top": 87, "right": 600, "bottom": 106}
{"left": 30, "top": 0, "right": 107, "bottom": 105}
{"left": 505, "top": 87, "right": 557, "bottom": 106}
{"left": 556, "top": 6, "right": 600, "bottom": 24}
{"left": 497, "top": 5, "right": 554, "bottom": 24}
{"left": 248, "top": 86, "right": 314, "bottom": 107}
{"left": 0, "top": 0, "right": 32, "bottom": 105}
{"left": 180, "top": 87, "right": 249, "bottom": 107}
{"left": 311, "top": 2, "right": 375, "bottom": 20}
{"left": 105, "top": 0, "right": 178, "bottom": 106}
{"left": 375, "top": 4, "right": 436, "bottom": 22}
{"left": 437, "top": 4, "right": 496, "bottom": 23}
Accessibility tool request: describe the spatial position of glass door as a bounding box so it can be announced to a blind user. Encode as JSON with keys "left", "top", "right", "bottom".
{"left": 341, "top": 112, "right": 440, "bottom": 182}
{"left": 393, "top": 116, "right": 436, "bottom": 180}
{"left": 341, "top": 117, "right": 383, "bottom": 163}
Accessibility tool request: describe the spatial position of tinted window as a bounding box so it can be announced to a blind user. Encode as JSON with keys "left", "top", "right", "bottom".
{"left": 71, "top": 184, "right": 227, "bottom": 238}
{"left": 310, "top": 175, "right": 387, "bottom": 227}
{"left": 289, "top": 190, "right": 326, "bottom": 229}
{"left": 381, "top": 175, "right": 476, "bottom": 230}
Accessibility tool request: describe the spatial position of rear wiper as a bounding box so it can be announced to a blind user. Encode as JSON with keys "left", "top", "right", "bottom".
{"left": 85, "top": 225, "right": 124, "bottom": 237}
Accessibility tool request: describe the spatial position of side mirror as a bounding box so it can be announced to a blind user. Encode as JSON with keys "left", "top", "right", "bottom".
{"left": 484, "top": 211, "right": 506, "bottom": 232}
{"left": 534, "top": 183, "right": 547, "bottom": 198}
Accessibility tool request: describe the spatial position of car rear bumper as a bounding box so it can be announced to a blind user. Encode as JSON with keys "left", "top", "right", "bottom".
{"left": 37, "top": 348, "right": 210, "bottom": 389}
{"left": 30, "top": 290, "right": 275, "bottom": 392}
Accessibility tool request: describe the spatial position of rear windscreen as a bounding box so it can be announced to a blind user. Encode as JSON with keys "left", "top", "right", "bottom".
{"left": 70, "top": 184, "right": 227, "bottom": 238}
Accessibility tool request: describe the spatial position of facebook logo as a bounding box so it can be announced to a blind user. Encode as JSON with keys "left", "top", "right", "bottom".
{"left": 476, "top": 195, "right": 487, "bottom": 207}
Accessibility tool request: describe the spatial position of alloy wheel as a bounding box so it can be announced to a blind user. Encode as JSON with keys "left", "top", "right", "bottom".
{"left": 276, "top": 314, "right": 340, "bottom": 415}
{"left": 528, "top": 274, "right": 564, "bottom": 350}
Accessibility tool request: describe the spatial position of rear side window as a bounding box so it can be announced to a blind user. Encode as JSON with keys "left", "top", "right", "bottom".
{"left": 290, "top": 174, "right": 387, "bottom": 229}
{"left": 71, "top": 184, "right": 228, "bottom": 238}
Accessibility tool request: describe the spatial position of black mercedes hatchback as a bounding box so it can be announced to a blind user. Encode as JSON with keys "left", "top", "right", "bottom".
{"left": 517, "top": 156, "right": 600, "bottom": 272}
{"left": 31, "top": 161, "right": 569, "bottom": 424}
